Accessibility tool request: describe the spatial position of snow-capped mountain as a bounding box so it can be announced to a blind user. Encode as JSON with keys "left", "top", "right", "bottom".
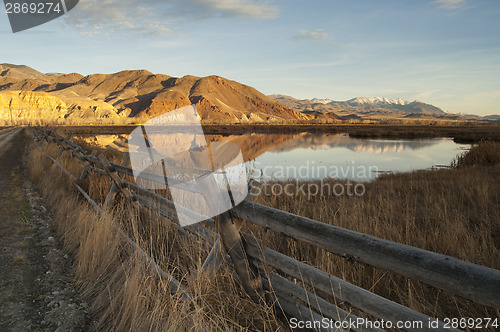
{"left": 347, "top": 97, "right": 410, "bottom": 106}
{"left": 269, "top": 94, "right": 448, "bottom": 119}
{"left": 311, "top": 98, "right": 334, "bottom": 104}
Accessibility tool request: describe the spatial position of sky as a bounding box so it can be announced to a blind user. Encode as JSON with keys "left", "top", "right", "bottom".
{"left": 1, "top": 0, "right": 499, "bottom": 116}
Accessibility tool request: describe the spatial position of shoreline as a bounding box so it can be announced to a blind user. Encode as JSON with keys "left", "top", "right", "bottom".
{"left": 17, "top": 123, "right": 499, "bottom": 143}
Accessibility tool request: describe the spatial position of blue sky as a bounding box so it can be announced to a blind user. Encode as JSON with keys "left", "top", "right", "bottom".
{"left": 1, "top": 0, "right": 499, "bottom": 115}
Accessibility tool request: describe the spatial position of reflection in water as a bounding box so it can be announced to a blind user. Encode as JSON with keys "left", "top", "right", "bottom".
{"left": 272, "top": 133, "right": 437, "bottom": 154}
{"left": 249, "top": 134, "right": 470, "bottom": 181}
{"left": 77, "top": 133, "right": 470, "bottom": 182}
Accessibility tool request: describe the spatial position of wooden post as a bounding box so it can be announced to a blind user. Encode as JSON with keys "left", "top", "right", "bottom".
{"left": 55, "top": 133, "right": 72, "bottom": 160}
{"left": 43, "top": 130, "right": 50, "bottom": 150}
{"left": 197, "top": 176, "right": 264, "bottom": 303}
{"left": 98, "top": 153, "right": 135, "bottom": 202}
{"left": 200, "top": 177, "right": 261, "bottom": 273}
{"left": 79, "top": 150, "right": 98, "bottom": 182}
{"left": 103, "top": 183, "right": 119, "bottom": 209}
{"left": 217, "top": 211, "right": 264, "bottom": 303}
{"left": 103, "top": 154, "right": 131, "bottom": 209}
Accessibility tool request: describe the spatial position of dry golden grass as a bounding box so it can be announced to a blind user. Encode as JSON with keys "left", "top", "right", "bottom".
{"left": 248, "top": 142, "right": 500, "bottom": 324}
{"left": 453, "top": 141, "right": 500, "bottom": 168}
{"left": 27, "top": 140, "right": 283, "bottom": 332}
{"left": 28, "top": 134, "right": 500, "bottom": 331}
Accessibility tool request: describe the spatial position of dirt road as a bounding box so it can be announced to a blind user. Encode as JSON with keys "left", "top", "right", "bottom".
{"left": 0, "top": 128, "right": 93, "bottom": 331}
{"left": 0, "top": 128, "right": 22, "bottom": 152}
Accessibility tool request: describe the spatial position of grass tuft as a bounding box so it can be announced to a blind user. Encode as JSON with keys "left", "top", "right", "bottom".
{"left": 453, "top": 141, "right": 500, "bottom": 168}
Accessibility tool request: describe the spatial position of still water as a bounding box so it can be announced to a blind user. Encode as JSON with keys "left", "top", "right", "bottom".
{"left": 246, "top": 133, "right": 470, "bottom": 181}
{"left": 80, "top": 132, "right": 470, "bottom": 182}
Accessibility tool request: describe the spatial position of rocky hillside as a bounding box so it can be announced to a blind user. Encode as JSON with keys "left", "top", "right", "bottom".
{"left": 0, "top": 63, "right": 311, "bottom": 125}
{"left": 0, "top": 91, "right": 69, "bottom": 124}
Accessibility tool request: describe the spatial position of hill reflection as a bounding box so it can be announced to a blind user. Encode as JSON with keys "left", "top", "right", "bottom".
{"left": 76, "top": 132, "right": 467, "bottom": 181}
{"left": 269, "top": 134, "right": 438, "bottom": 154}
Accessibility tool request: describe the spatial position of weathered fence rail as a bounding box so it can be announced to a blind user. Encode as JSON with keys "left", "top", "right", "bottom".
{"left": 233, "top": 201, "right": 500, "bottom": 308}
{"left": 30, "top": 127, "right": 500, "bottom": 332}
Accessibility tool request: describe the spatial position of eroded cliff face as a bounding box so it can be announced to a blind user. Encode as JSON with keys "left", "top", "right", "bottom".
{"left": 0, "top": 91, "right": 68, "bottom": 123}
{"left": 0, "top": 90, "right": 128, "bottom": 125}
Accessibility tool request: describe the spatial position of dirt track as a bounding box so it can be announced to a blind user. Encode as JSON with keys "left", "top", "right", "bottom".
{"left": 0, "top": 128, "right": 93, "bottom": 331}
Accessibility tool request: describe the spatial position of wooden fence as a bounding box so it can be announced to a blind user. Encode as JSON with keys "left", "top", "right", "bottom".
{"left": 30, "top": 127, "right": 500, "bottom": 332}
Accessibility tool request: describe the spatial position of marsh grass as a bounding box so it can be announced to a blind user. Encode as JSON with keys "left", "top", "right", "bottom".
{"left": 28, "top": 133, "right": 500, "bottom": 331}
{"left": 453, "top": 141, "right": 500, "bottom": 168}
{"left": 245, "top": 141, "right": 500, "bottom": 323}
{"left": 28, "top": 138, "right": 283, "bottom": 331}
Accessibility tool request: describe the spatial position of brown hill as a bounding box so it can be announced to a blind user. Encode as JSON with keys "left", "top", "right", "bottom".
{"left": 0, "top": 64, "right": 311, "bottom": 125}
{"left": 269, "top": 94, "right": 341, "bottom": 114}
{"left": 0, "top": 63, "right": 45, "bottom": 80}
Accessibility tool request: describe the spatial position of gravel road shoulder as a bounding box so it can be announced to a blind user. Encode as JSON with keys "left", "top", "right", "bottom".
{"left": 0, "top": 129, "right": 95, "bottom": 332}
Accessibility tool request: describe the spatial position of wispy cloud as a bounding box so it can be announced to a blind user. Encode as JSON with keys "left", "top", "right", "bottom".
{"left": 413, "top": 89, "right": 440, "bottom": 101}
{"left": 433, "top": 0, "right": 466, "bottom": 10}
{"left": 193, "top": 0, "right": 278, "bottom": 19}
{"left": 293, "top": 29, "right": 329, "bottom": 41}
{"left": 65, "top": 0, "right": 278, "bottom": 36}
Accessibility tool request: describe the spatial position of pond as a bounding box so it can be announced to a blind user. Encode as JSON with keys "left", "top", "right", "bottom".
{"left": 78, "top": 132, "right": 470, "bottom": 182}
{"left": 246, "top": 133, "right": 470, "bottom": 181}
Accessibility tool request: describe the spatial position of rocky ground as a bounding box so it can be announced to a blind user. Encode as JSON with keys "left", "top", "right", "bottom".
{"left": 0, "top": 129, "right": 95, "bottom": 331}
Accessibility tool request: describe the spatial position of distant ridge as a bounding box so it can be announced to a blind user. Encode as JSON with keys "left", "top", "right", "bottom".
{"left": 484, "top": 115, "right": 500, "bottom": 121}
{"left": 0, "top": 63, "right": 311, "bottom": 124}
{"left": 268, "top": 94, "right": 465, "bottom": 121}
{"left": 311, "top": 98, "right": 333, "bottom": 104}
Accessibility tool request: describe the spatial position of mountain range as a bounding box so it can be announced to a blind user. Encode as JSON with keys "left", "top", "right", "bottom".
{"left": 268, "top": 94, "right": 460, "bottom": 121}
{"left": 0, "top": 63, "right": 497, "bottom": 124}
{"left": 0, "top": 63, "right": 308, "bottom": 124}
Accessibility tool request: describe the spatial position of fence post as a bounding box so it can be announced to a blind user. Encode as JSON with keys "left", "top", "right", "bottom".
{"left": 103, "top": 154, "right": 130, "bottom": 209}
{"left": 56, "top": 132, "right": 73, "bottom": 160}
{"left": 42, "top": 129, "right": 50, "bottom": 149}
{"left": 217, "top": 211, "right": 264, "bottom": 303}
{"left": 198, "top": 177, "right": 264, "bottom": 303}
{"left": 98, "top": 153, "right": 135, "bottom": 202}
{"left": 79, "top": 150, "right": 98, "bottom": 182}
